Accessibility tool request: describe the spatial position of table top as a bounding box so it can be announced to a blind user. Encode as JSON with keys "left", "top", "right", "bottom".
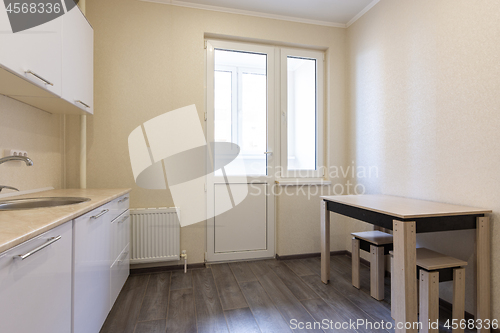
{"left": 321, "top": 194, "right": 491, "bottom": 219}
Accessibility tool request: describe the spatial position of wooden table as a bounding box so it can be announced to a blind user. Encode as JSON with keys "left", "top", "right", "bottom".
{"left": 320, "top": 195, "right": 492, "bottom": 333}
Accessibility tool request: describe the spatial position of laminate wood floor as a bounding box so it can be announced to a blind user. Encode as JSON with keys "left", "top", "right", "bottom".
{"left": 100, "top": 255, "right": 474, "bottom": 333}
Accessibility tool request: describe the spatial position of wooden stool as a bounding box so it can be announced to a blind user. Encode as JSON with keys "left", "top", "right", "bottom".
{"left": 351, "top": 231, "right": 393, "bottom": 300}
{"left": 390, "top": 249, "right": 467, "bottom": 333}
{"left": 417, "top": 248, "right": 467, "bottom": 333}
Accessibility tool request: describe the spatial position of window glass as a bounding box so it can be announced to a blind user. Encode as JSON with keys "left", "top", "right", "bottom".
{"left": 287, "top": 57, "right": 316, "bottom": 171}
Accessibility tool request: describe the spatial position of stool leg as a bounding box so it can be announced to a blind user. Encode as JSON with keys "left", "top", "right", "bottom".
{"left": 352, "top": 238, "right": 360, "bottom": 289}
{"left": 391, "top": 253, "right": 395, "bottom": 319}
{"left": 370, "top": 244, "right": 385, "bottom": 300}
{"left": 419, "top": 270, "right": 439, "bottom": 333}
{"left": 453, "top": 267, "right": 466, "bottom": 333}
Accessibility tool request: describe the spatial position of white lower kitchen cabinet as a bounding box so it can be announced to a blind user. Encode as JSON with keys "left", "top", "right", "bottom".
{"left": 73, "top": 203, "right": 112, "bottom": 333}
{"left": 0, "top": 192, "right": 130, "bottom": 333}
{"left": 73, "top": 194, "right": 130, "bottom": 333}
{"left": 0, "top": 222, "right": 72, "bottom": 333}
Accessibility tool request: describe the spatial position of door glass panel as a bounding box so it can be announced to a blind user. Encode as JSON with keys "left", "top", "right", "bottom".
{"left": 287, "top": 56, "right": 316, "bottom": 171}
{"left": 214, "top": 49, "right": 267, "bottom": 176}
{"left": 214, "top": 71, "right": 232, "bottom": 143}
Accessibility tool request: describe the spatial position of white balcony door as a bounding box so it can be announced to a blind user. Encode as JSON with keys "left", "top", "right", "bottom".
{"left": 206, "top": 40, "right": 276, "bottom": 262}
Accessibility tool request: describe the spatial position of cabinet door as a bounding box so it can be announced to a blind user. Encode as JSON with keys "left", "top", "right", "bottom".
{"left": 110, "top": 244, "right": 130, "bottom": 307}
{"left": 62, "top": 6, "right": 93, "bottom": 113}
{"left": 73, "top": 204, "right": 111, "bottom": 333}
{"left": 0, "top": 222, "right": 72, "bottom": 333}
{"left": 0, "top": 4, "right": 62, "bottom": 96}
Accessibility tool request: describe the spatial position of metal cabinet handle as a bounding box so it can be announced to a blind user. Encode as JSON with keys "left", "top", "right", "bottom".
{"left": 75, "top": 100, "right": 90, "bottom": 108}
{"left": 25, "top": 70, "right": 54, "bottom": 86}
{"left": 118, "top": 215, "right": 129, "bottom": 223}
{"left": 91, "top": 209, "right": 109, "bottom": 219}
{"left": 118, "top": 197, "right": 129, "bottom": 203}
{"left": 15, "top": 236, "right": 61, "bottom": 260}
{"left": 118, "top": 251, "right": 129, "bottom": 263}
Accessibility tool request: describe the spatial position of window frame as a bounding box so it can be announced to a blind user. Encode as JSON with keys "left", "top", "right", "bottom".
{"left": 280, "top": 47, "right": 324, "bottom": 178}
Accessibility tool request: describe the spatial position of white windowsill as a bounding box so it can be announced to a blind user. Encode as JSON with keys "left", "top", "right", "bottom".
{"left": 275, "top": 179, "right": 331, "bottom": 186}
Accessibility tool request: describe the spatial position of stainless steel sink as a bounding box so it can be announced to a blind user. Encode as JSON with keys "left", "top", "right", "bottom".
{"left": 0, "top": 197, "right": 91, "bottom": 210}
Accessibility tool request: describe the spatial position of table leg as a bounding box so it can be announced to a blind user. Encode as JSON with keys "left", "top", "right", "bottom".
{"left": 393, "top": 220, "right": 418, "bottom": 333}
{"left": 476, "top": 216, "right": 490, "bottom": 333}
{"left": 321, "top": 200, "right": 330, "bottom": 284}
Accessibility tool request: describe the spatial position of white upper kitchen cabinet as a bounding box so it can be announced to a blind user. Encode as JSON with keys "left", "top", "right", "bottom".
{"left": 0, "top": 4, "right": 93, "bottom": 115}
{"left": 62, "top": 6, "right": 94, "bottom": 114}
{"left": 0, "top": 5, "right": 63, "bottom": 97}
{"left": 0, "top": 222, "right": 72, "bottom": 333}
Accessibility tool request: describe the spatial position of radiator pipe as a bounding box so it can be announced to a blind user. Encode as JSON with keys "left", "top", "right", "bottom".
{"left": 180, "top": 250, "right": 187, "bottom": 273}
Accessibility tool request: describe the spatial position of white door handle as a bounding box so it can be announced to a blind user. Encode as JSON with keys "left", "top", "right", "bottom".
{"left": 264, "top": 152, "right": 273, "bottom": 155}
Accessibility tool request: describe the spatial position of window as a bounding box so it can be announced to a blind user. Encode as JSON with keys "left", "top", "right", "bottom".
{"left": 208, "top": 40, "right": 324, "bottom": 180}
{"left": 281, "top": 48, "right": 324, "bottom": 178}
{"left": 213, "top": 48, "right": 269, "bottom": 176}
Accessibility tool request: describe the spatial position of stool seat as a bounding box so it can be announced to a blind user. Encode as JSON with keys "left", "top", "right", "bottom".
{"left": 416, "top": 248, "right": 468, "bottom": 270}
{"left": 351, "top": 230, "right": 393, "bottom": 301}
{"left": 351, "top": 231, "right": 393, "bottom": 245}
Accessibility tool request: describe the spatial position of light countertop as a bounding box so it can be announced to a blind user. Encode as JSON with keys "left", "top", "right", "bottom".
{"left": 0, "top": 188, "right": 131, "bottom": 254}
{"left": 322, "top": 194, "right": 491, "bottom": 219}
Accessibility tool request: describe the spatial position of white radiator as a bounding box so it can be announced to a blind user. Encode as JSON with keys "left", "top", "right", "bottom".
{"left": 130, "top": 208, "right": 180, "bottom": 264}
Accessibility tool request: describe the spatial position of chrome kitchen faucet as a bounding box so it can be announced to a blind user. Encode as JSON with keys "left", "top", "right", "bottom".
{"left": 0, "top": 155, "right": 34, "bottom": 192}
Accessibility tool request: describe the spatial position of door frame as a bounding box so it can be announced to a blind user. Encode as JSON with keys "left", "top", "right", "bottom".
{"left": 205, "top": 39, "right": 277, "bottom": 262}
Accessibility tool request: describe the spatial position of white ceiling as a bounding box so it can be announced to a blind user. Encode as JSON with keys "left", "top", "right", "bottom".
{"left": 144, "top": 0, "right": 379, "bottom": 27}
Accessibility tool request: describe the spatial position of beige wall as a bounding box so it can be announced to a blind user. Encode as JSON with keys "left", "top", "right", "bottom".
{"left": 347, "top": 0, "right": 500, "bottom": 317}
{"left": 276, "top": 186, "right": 351, "bottom": 256}
{"left": 0, "top": 95, "right": 64, "bottom": 191}
{"left": 84, "top": 0, "right": 350, "bottom": 265}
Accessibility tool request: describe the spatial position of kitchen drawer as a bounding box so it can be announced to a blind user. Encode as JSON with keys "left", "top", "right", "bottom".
{"left": 0, "top": 222, "right": 72, "bottom": 333}
{"left": 111, "top": 209, "right": 130, "bottom": 262}
{"left": 110, "top": 244, "right": 130, "bottom": 307}
{"left": 108, "top": 194, "right": 130, "bottom": 223}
